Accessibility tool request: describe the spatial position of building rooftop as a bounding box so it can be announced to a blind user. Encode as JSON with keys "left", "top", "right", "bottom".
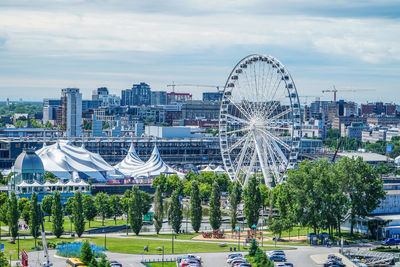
{"left": 338, "top": 152, "right": 393, "bottom": 162}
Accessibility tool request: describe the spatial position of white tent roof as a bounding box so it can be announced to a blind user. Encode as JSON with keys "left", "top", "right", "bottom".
{"left": 36, "top": 140, "right": 114, "bottom": 182}
{"left": 200, "top": 165, "right": 215, "bottom": 172}
{"left": 126, "top": 145, "right": 184, "bottom": 178}
{"left": 17, "top": 181, "right": 30, "bottom": 187}
{"left": 114, "top": 143, "right": 145, "bottom": 176}
{"left": 213, "top": 165, "right": 226, "bottom": 173}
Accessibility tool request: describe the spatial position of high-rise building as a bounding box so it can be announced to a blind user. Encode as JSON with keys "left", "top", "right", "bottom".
{"left": 61, "top": 88, "right": 82, "bottom": 137}
{"left": 132, "top": 82, "right": 151, "bottom": 106}
{"left": 121, "top": 89, "right": 132, "bottom": 106}
{"left": 151, "top": 91, "right": 167, "bottom": 105}
{"left": 43, "top": 99, "right": 62, "bottom": 124}
{"left": 121, "top": 83, "right": 151, "bottom": 106}
{"left": 92, "top": 87, "right": 109, "bottom": 101}
{"left": 202, "top": 92, "right": 222, "bottom": 102}
{"left": 167, "top": 92, "right": 192, "bottom": 104}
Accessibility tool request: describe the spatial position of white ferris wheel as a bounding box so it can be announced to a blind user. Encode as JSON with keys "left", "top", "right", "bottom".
{"left": 219, "top": 54, "right": 302, "bottom": 188}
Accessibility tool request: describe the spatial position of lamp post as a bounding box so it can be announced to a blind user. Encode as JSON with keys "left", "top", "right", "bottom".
{"left": 171, "top": 229, "right": 174, "bottom": 254}
{"left": 235, "top": 227, "right": 240, "bottom": 251}
{"left": 104, "top": 230, "right": 107, "bottom": 250}
{"left": 17, "top": 233, "right": 20, "bottom": 259}
{"left": 162, "top": 245, "right": 164, "bottom": 267}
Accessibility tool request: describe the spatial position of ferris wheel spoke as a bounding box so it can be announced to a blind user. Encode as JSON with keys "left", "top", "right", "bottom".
{"left": 268, "top": 107, "right": 292, "bottom": 121}
{"left": 258, "top": 128, "right": 291, "bottom": 151}
{"left": 225, "top": 113, "right": 250, "bottom": 125}
{"left": 233, "top": 135, "right": 253, "bottom": 180}
{"left": 228, "top": 134, "right": 250, "bottom": 153}
{"left": 261, "top": 132, "right": 289, "bottom": 168}
{"left": 243, "top": 148, "right": 258, "bottom": 187}
{"left": 220, "top": 54, "right": 301, "bottom": 188}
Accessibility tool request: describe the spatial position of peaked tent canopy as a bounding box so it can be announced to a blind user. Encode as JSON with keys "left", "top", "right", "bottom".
{"left": 36, "top": 140, "right": 115, "bottom": 182}
{"left": 114, "top": 143, "right": 145, "bottom": 176}
{"left": 121, "top": 145, "right": 184, "bottom": 178}
{"left": 200, "top": 165, "right": 215, "bottom": 172}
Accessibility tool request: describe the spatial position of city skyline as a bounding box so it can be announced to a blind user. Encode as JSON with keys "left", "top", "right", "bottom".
{"left": 0, "top": 0, "right": 399, "bottom": 102}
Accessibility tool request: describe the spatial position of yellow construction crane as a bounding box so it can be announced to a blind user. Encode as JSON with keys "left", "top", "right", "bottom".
{"left": 322, "top": 85, "right": 375, "bottom": 101}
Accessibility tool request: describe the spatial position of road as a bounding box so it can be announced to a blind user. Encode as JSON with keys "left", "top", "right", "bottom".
{"left": 25, "top": 244, "right": 342, "bottom": 267}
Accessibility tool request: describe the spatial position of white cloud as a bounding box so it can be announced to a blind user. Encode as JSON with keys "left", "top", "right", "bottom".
{"left": 0, "top": 8, "right": 398, "bottom": 64}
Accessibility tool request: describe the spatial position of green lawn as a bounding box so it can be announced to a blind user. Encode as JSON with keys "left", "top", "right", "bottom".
{"left": 0, "top": 235, "right": 293, "bottom": 261}
{"left": 138, "top": 233, "right": 198, "bottom": 240}
{"left": 148, "top": 262, "right": 176, "bottom": 267}
{"left": 42, "top": 217, "right": 129, "bottom": 232}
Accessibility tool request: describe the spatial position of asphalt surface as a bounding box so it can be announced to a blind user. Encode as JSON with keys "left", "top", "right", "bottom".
{"left": 24, "top": 244, "right": 342, "bottom": 267}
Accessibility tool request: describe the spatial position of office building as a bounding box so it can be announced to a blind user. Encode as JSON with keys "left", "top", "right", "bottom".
{"left": 203, "top": 92, "right": 222, "bottom": 102}
{"left": 61, "top": 88, "right": 82, "bottom": 137}
{"left": 167, "top": 92, "right": 192, "bottom": 104}
{"left": 42, "top": 99, "right": 62, "bottom": 124}
{"left": 151, "top": 91, "right": 167, "bottom": 105}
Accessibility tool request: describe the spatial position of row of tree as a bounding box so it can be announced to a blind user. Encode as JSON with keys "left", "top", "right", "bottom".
{"left": 268, "top": 156, "right": 385, "bottom": 238}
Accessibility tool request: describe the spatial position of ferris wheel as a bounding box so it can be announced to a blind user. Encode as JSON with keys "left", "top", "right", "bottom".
{"left": 219, "top": 54, "right": 302, "bottom": 188}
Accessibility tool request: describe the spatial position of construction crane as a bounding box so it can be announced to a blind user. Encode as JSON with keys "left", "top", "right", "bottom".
{"left": 322, "top": 85, "right": 375, "bottom": 101}
{"left": 167, "top": 82, "right": 223, "bottom": 93}
{"left": 300, "top": 95, "right": 320, "bottom": 105}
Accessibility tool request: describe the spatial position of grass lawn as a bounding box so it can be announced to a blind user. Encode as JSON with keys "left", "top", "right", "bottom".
{"left": 1, "top": 236, "right": 293, "bottom": 261}
{"left": 148, "top": 262, "right": 176, "bottom": 267}
{"left": 42, "top": 217, "right": 129, "bottom": 232}
{"left": 138, "top": 233, "right": 199, "bottom": 240}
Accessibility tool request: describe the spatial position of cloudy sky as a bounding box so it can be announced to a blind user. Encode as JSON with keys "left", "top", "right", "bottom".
{"left": 0, "top": 0, "right": 399, "bottom": 103}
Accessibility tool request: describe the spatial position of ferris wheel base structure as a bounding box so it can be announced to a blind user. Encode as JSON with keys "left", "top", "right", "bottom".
{"left": 219, "top": 54, "right": 302, "bottom": 188}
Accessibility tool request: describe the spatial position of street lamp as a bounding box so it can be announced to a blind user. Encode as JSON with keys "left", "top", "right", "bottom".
{"left": 235, "top": 227, "right": 240, "bottom": 251}
{"left": 103, "top": 230, "right": 107, "bottom": 250}
{"left": 171, "top": 229, "right": 174, "bottom": 254}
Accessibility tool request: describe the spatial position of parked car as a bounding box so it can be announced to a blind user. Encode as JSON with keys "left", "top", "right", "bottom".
{"left": 227, "top": 253, "right": 243, "bottom": 259}
{"left": 276, "top": 263, "right": 293, "bottom": 267}
{"left": 231, "top": 259, "right": 247, "bottom": 266}
{"left": 323, "top": 260, "right": 345, "bottom": 267}
{"left": 381, "top": 238, "right": 400, "bottom": 246}
{"left": 227, "top": 257, "right": 247, "bottom": 264}
{"left": 109, "top": 260, "right": 122, "bottom": 267}
{"left": 238, "top": 264, "right": 252, "bottom": 267}
{"left": 180, "top": 259, "right": 201, "bottom": 267}
{"left": 187, "top": 254, "right": 202, "bottom": 261}
{"left": 268, "top": 255, "right": 286, "bottom": 262}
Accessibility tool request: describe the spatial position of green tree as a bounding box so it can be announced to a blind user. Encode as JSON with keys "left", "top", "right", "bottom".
{"left": 80, "top": 240, "right": 93, "bottom": 264}
{"left": 44, "top": 171, "right": 57, "bottom": 182}
{"left": 0, "top": 252, "right": 8, "bottom": 267}
{"left": 30, "top": 192, "right": 41, "bottom": 245}
{"left": 8, "top": 191, "right": 19, "bottom": 239}
{"left": 190, "top": 180, "right": 202, "bottom": 233}
{"left": 129, "top": 186, "right": 143, "bottom": 235}
{"left": 165, "top": 175, "right": 183, "bottom": 196}
{"left": 0, "top": 193, "right": 8, "bottom": 228}
{"left": 17, "top": 197, "right": 29, "bottom": 214}
{"left": 228, "top": 182, "right": 242, "bottom": 231}
{"left": 249, "top": 238, "right": 258, "bottom": 256}
{"left": 170, "top": 189, "right": 183, "bottom": 234}
{"left": 152, "top": 174, "right": 167, "bottom": 193}
{"left": 41, "top": 195, "right": 53, "bottom": 222}
{"left": 336, "top": 156, "right": 386, "bottom": 234}
{"left": 83, "top": 195, "right": 97, "bottom": 227}
{"left": 199, "top": 183, "right": 211, "bottom": 200}
{"left": 52, "top": 191, "right": 64, "bottom": 238}
{"left": 209, "top": 180, "right": 221, "bottom": 230}
{"left": 153, "top": 185, "right": 164, "bottom": 234}
{"left": 95, "top": 192, "right": 111, "bottom": 226}
{"left": 253, "top": 247, "right": 273, "bottom": 267}
{"left": 73, "top": 192, "right": 85, "bottom": 237}
{"left": 65, "top": 197, "right": 75, "bottom": 217}
{"left": 140, "top": 191, "right": 152, "bottom": 216}
{"left": 109, "top": 195, "right": 123, "bottom": 224}
{"left": 21, "top": 201, "right": 31, "bottom": 225}
{"left": 244, "top": 176, "right": 261, "bottom": 228}
{"left": 44, "top": 121, "right": 53, "bottom": 129}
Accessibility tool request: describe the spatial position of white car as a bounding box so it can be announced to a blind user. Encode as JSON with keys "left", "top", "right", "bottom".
{"left": 227, "top": 257, "right": 246, "bottom": 264}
